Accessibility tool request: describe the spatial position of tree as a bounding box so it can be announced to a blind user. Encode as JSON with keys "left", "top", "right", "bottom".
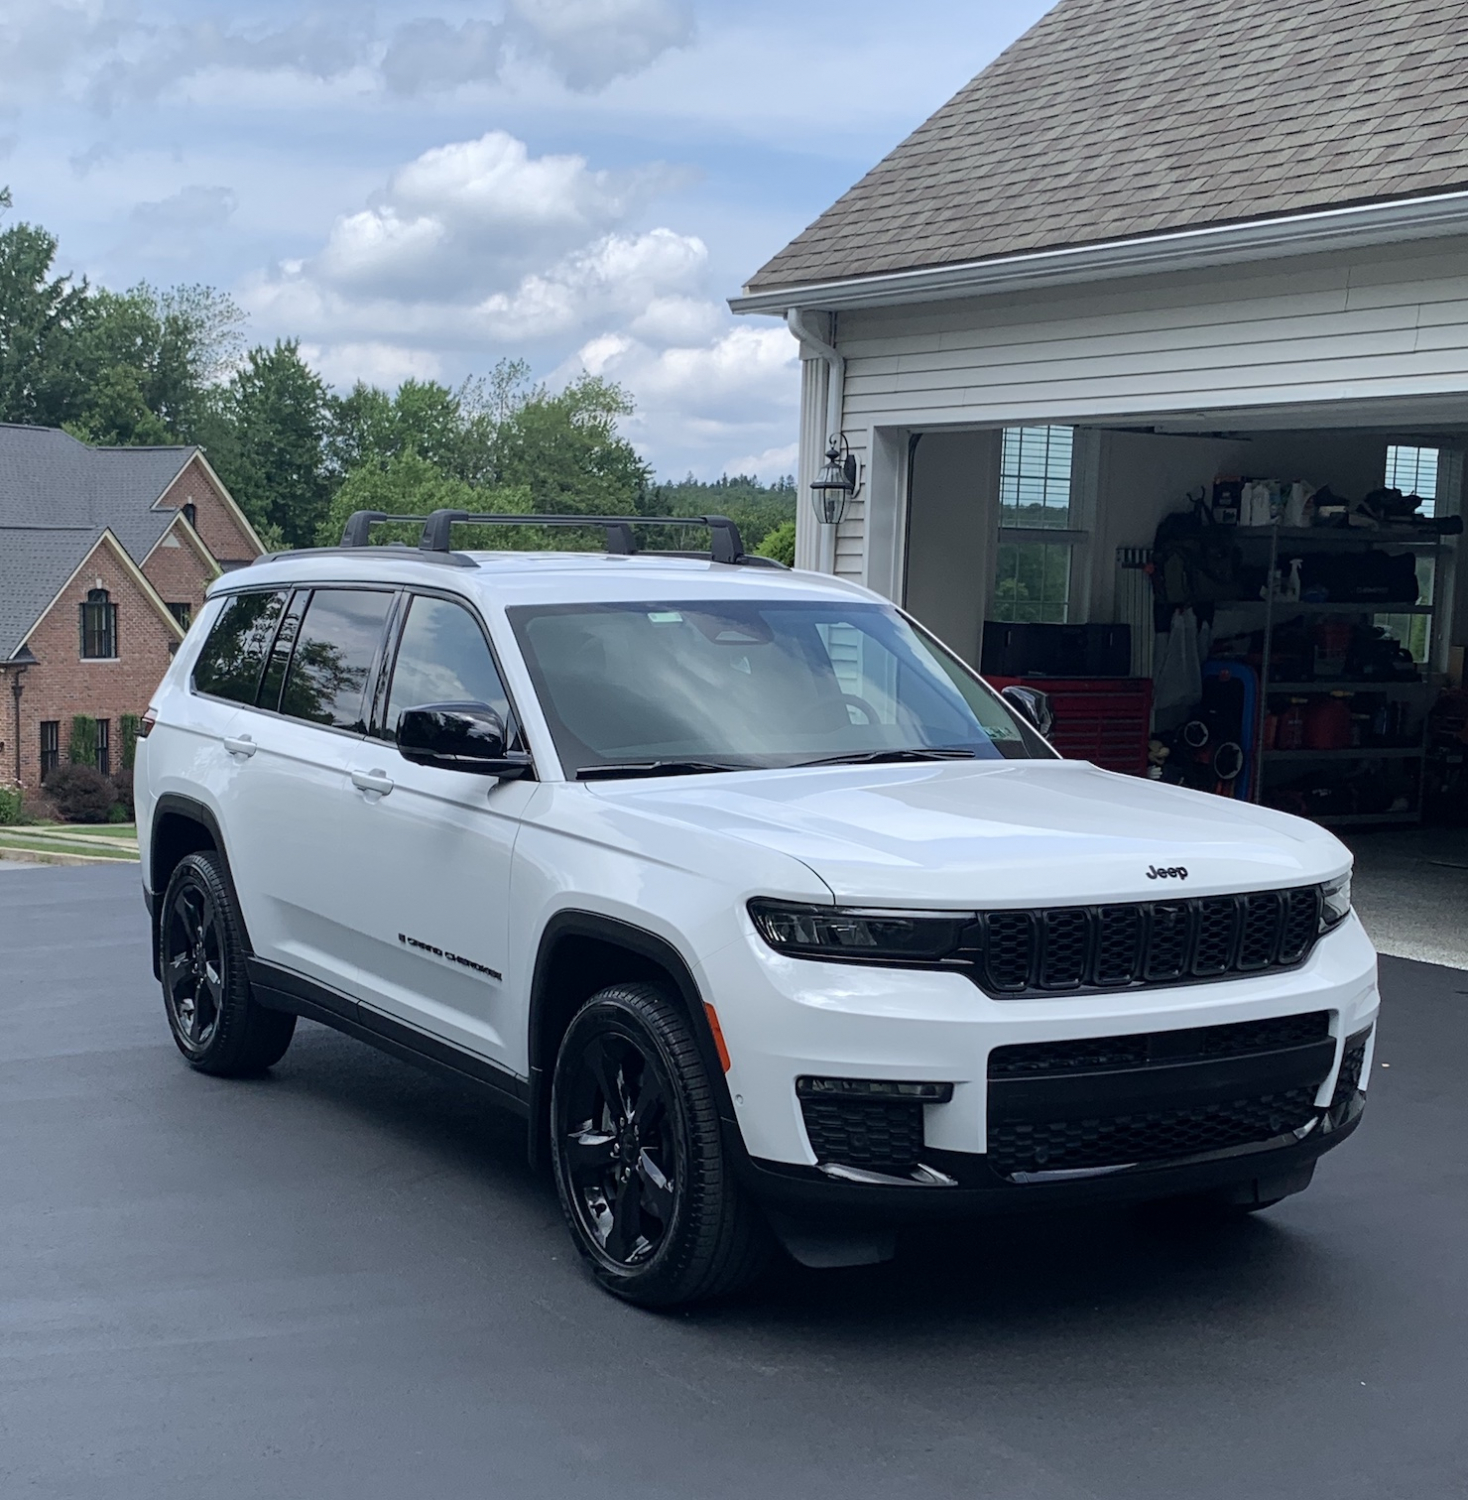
{"left": 489, "top": 372, "right": 650, "bottom": 516}
{"left": 753, "top": 519, "right": 796, "bottom": 566}
{"left": 0, "top": 188, "right": 92, "bottom": 427}
{"left": 215, "top": 341, "right": 332, "bottom": 548}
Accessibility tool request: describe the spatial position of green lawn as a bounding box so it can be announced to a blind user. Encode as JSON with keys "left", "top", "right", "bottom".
{"left": 0, "top": 831, "right": 139, "bottom": 861}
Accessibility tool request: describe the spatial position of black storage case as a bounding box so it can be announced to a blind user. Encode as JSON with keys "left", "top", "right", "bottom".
{"left": 981, "top": 622, "right": 1132, "bottom": 678}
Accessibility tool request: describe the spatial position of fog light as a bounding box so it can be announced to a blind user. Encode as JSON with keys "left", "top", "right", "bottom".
{"left": 796, "top": 1077, "right": 954, "bottom": 1103}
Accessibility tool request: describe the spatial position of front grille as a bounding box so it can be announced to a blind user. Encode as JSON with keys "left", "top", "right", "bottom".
{"left": 977, "top": 886, "right": 1323, "bottom": 996}
{"left": 800, "top": 1097, "right": 924, "bottom": 1172}
{"left": 988, "top": 1088, "right": 1320, "bottom": 1177}
{"left": 988, "top": 1012, "right": 1331, "bottom": 1079}
{"left": 986, "top": 1012, "right": 1336, "bottom": 1179}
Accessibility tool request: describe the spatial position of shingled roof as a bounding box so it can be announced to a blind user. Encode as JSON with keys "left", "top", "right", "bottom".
{"left": 746, "top": 0, "right": 1468, "bottom": 293}
{"left": 0, "top": 426, "right": 199, "bottom": 659}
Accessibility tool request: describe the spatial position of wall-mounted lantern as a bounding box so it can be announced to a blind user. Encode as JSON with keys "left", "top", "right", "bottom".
{"left": 810, "top": 435, "right": 862, "bottom": 526}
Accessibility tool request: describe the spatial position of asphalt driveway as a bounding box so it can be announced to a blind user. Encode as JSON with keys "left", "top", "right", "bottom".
{"left": 2, "top": 863, "right": 1465, "bottom": 1500}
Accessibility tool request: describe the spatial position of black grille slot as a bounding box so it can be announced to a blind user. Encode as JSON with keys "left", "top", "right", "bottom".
{"left": 984, "top": 910, "right": 1036, "bottom": 992}
{"left": 1279, "top": 888, "right": 1323, "bottom": 965}
{"left": 1238, "top": 893, "right": 1284, "bottom": 970}
{"left": 988, "top": 1012, "right": 1331, "bottom": 1079}
{"left": 1145, "top": 902, "right": 1193, "bottom": 982}
{"left": 973, "top": 886, "right": 1325, "bottom": 996}
{"left": 1192, "top": 898, "right": 1240, "bottom": 976}
{"left": 1039, "top": 909, "right": 1090, "bottom": 988}
{"left": 1094, "top": 905, "right": 1143, "bottom": 985}
{"left": 988, "top": 1088, "right": 1320, "bottom": 1177}
{"left": 800, "top": 1097, "right": 925, "bottom": 1172}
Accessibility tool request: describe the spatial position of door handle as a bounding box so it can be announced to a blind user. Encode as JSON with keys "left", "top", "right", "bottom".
{"left": 223, "top": 735, "right": 257, "bottom": 759}
{"left": 351, "top": 769, "right": 395, "bottom": 797}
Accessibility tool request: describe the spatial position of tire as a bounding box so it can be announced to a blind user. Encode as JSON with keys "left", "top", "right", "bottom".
{"left": 159, "top": 850, "right": 296, "bottom": 1077}
{"left": 550, "top": 982, "right": 771, "bottom": 1308}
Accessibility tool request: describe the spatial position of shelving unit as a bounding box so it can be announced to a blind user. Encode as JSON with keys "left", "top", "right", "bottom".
{"left": 1231, "top": 524, "right": 1443, "bottom": 827}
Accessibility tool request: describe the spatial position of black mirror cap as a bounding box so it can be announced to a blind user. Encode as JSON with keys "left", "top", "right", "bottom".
{"left": 397, "top": 703, "right": 533, "bottom": 779}
{"left": 1000, "top": 685, "right": 1055, "bottom": 739}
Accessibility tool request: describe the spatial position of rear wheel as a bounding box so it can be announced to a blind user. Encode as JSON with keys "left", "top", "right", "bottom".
{"left": 160, "top": 851, "right": 296, "bottom": 1076}
{"left": 550, "top": 982, "right": 770, "bottom": 1307}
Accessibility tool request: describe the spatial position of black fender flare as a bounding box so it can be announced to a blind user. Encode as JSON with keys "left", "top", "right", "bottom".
{"left": 148, "top": 793, "right": 254, "bottom": 978}
{"left": 525, "top": 910, "right": 740, "bottom": 1170}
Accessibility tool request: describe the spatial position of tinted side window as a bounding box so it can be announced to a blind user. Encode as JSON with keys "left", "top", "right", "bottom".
{"left": 257, "top": 591, "right": 308, "bottom": 713}
{"left": 279, "top": 589, "right": 394, "bottom": 732}
{"left": 192, "top": 591, "right": 287, "bottom": 705}
{"left": 386, "top": 595, "right": 512, "bottom": 738}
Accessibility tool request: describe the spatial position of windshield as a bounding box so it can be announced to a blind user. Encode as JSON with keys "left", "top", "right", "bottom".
{"left": 507, "top": 599, "right": 1051, "bottom": 776}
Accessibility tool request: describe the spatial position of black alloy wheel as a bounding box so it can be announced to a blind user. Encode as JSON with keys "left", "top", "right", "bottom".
{"left": 550, "top": 983, "right": 770, "bottom": 1307}
{"left": 159, "top": 851, "right": 296, "bottom": 1076}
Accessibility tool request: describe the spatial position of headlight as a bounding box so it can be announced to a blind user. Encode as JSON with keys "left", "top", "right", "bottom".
{"left": 1320, "top": 874, "right": 1352, "bottom": 932}
{"left": 747, "top": 899, "right": 970, "bottom": 962}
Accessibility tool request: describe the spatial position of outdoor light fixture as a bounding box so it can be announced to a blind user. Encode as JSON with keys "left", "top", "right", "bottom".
{"left": 810, "top": 434, "right": 861, "bottom": 526}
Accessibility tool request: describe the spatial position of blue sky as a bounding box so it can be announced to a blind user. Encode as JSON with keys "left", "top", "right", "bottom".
{"left": 0, "top": 0, "right": 1055, "bottom": 479}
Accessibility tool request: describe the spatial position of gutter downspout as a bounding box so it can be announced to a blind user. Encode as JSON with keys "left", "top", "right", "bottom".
{"left": 787, "top": 309, "right": 844, "bottom": 575}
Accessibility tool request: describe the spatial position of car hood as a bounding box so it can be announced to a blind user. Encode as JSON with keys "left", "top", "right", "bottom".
{"left": 582, "top": 759, "right": 1349, "bottom": 907}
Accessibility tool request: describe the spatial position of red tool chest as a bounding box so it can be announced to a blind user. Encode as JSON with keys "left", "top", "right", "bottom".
{"left": 985, "top": 676, "right": 1153, "bottom": 777}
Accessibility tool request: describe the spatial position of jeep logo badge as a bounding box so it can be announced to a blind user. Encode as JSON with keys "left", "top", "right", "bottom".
{"left": 1147, "top": 865, "right": 1189, "bottom": 881}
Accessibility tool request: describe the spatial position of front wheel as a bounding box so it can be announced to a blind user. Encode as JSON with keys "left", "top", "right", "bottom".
{"left": 160, "top": 851, "right": 296, "bottom": 1076}
{"left": 550, "top": 982, "right": 770, "bottom": 1307}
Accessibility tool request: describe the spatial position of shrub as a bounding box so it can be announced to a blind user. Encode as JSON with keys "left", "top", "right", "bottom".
{"left": 45, "top": 762, "right": 115, "bottom": 823}
{"left": 0, "top": 782, "right": 21, "bottom": 825}
{"left": 754, "top": 520, "right": 797, "bottom": 567}
{"left": 120, "top": 713, "right": 142, "bottom": 772}
{"left": 69, "top": 715, "right": 98, "bottom": 766}
{"left": 111, "top": 763, "right": 135, "bottom": 819}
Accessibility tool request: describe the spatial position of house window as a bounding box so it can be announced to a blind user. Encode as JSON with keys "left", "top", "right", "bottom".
{"left": 39, "top": 721, "right": 60, "bottom": 781}
{"left": 1379, "top": 445, "right": 1441, "bottom": 661}
{"left": 993, "top": 427, "right": 1079, "bottom": 624}
{"left": 96, "top": 718, "right": 111, "bottom": 778}
{"left": 1386, "top": 445, "right": 1438, "bottom": 517}
{"left": 80, "top": 588, "right": 118, "bottom": 659}
{"left": 182, "top": 502, "right": 198, "bottom": 528}
{"left": 167, "top": 602, "right": 193, "bottom": 630}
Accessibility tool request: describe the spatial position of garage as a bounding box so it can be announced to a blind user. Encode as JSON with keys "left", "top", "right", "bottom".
{"left": 732, "top": 0, "right": 1468, "bottom": 899}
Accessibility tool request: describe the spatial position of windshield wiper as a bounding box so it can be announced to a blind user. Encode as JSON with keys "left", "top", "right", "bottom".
{"left": 793, "top": 747, "right": 984, "bottom": 769}
{"left": 576, "top": 760, "right": 753, "bottom": 781}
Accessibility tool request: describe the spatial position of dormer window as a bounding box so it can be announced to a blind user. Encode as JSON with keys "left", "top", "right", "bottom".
{"left": 80, "top": 588, "right": 118, "bottom": 659}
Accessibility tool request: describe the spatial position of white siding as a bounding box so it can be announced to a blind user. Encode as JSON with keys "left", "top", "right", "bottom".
{"left": 819, "top": 233, "right": 1468, "bottom": 590}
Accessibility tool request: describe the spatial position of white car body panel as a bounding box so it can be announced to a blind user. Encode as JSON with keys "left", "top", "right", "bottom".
{"left": 135, "top": 548, "right": 1380, "bottom": 1176}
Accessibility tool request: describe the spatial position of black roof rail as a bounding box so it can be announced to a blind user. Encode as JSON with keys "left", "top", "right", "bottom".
{"left": 340, "top": 509, "right": 771, "bottom": 566}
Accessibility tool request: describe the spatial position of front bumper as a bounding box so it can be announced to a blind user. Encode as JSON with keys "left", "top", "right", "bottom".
{"left": 701, "top": 910, "right": 1380, "bottom": 1206}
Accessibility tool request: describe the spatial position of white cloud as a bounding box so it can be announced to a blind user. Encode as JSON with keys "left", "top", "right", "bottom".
{"left": 724, "top": 442, "right": 798, "bottom": 482}
{"left": 0, "top": 0, "right": 693, "bottom": 112}
{"left": 301, "top": 341, "right": 445, "bottom": 389}
{"left": 506, "top": 0, "right": 695, "bottom": 91}
{"left": 478, "top": 229, "right": 707, "bottom": 340}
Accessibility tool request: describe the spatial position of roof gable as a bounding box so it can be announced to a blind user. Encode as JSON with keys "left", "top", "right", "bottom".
{"left": 747, "top": 0, "right": 1468, "bottom": 294}
{"left": 0, "top": 425, "right": 195, "bottom": 559}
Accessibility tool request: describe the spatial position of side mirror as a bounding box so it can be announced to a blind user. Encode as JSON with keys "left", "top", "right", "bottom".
{"left": 397, "top": 703, "right": 533, "bottom": 779}
{"left": 1001, "top": 684, "right": 1055, "bottom": 739}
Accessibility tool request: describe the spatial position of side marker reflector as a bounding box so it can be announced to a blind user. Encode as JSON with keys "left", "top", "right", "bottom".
{"left": 704, "top": 1003, "right": 732, "bottom": 1072}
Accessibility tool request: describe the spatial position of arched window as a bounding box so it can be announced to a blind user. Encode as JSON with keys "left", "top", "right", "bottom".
{"left": 80, "top": 588, "right": 118, "bottom": 659}
{"left": 182, "top": 502, "right": 198, "bottom": 528}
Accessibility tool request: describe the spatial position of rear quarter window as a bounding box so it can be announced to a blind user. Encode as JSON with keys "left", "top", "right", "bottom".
{"left": 192, "top": 591, "right": 288, "bottom": 705}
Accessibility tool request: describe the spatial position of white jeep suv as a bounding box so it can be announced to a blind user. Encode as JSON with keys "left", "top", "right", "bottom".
{"left": 135, "top": 511, "right": 1378, "bottom": 1306}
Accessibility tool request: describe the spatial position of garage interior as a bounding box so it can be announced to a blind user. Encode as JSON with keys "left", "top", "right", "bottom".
{"left": 904, "top": 407, "right": 1468, "bottom": 965}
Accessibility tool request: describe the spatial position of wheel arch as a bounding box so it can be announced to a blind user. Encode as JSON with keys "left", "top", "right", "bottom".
{"left": 526, "top": 911, "right": 738, "bottom": 1171}
{"left": 149, "top": 795, "right": 252, "bottom": 980}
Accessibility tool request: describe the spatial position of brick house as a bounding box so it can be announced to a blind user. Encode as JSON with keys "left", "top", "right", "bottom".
{"left": 0, "top": 425, "right": 264, "bottom": 794}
